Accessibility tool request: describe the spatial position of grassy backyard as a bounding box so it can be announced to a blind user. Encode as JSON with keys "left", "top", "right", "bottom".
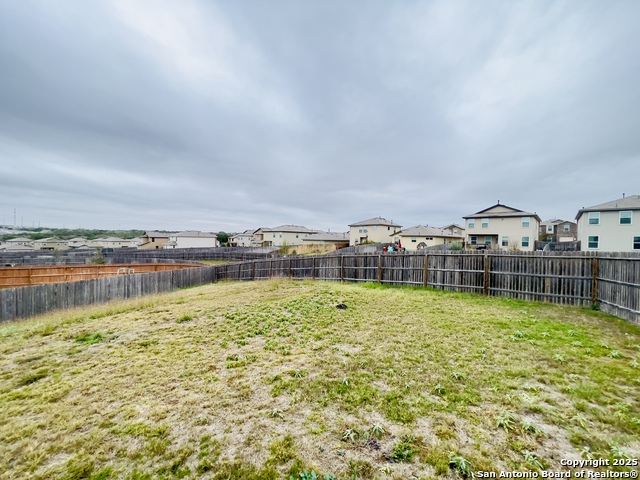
{"left": 0, "top": 279, "right": 638, "bottom": 479}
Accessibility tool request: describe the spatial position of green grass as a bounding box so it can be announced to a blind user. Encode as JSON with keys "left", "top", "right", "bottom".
{"left": 1, "top": 279, "right": 639, "bottom": 479}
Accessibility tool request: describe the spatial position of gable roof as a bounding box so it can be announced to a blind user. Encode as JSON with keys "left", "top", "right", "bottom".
{"left": 575, "top": 195, "right": 640, "bottom": 220}
{"left": 349, "top": 217, "right": 401, "bottom": 227}
{"left": 173, "top": 231, "right": 218, "bottom": 238}
{"left": 5, "top": 237, "right": 33, "bottom": 243}
{"left": 142, "top": 231, "right": 171, "bottom": 238}
{"left": 441, "top": 223, "right": 465, "bottom": 231}
{"left": 260, "top": 225, "right": 319, "bottom": 234}
{"left": 463, "top": 203, "right": 540, "bottom": 221}
{"left": 541, "top": 219, "right": 575, "bottom": 226}
{"left": 302, "top": 232, "right": 349, "bottom": 242}
{"left": 395, "top": 225, "right": 464, "bottom": 238}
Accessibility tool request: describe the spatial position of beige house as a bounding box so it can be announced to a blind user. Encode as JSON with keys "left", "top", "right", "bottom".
{"left": 230, "top": 230, "right": 254, "bottom": 247}
{"left": 348, "top": 217, "right": 402, "bottom": 246}
{"left": 252, "top": 225, "right": 319, "bottom": 247}
{"left": 164, "top": 231, "right": 219, "bottom": 249}
{"left": 302, "top": 231, "right": 349, "bottom": 248}
{"left": 391, "top": 225, "right": 464, "bottom": 251}
{"left": 463, "top": 203, "right": 541, "bottom": 251}
{"left": 576, "top": 194, "right": 640, "bottom": 252}
{"left": 33, "top": 237, "right": 67, "bottom": 251}
{"left": 441, "top": 224, "right": 465, "bottom": 237}
{"left": 138, "top": 231, "right": 171, "bottom": 250}
{"left": 92, "top": 237, "right": 135, "bottom": 249}
{"left": 1, "top": 237, "right": 35, "bottom": 252}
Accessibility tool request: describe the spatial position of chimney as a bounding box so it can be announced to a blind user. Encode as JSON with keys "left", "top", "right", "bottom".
{"left": 623, "top": 193, "right": 625, "bottom": 198}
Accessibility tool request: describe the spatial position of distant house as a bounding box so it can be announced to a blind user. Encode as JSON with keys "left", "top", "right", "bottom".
{"left": 66, "top": 237, "right": 91, "bottom": 249}
{"left": 441, "top": 224, "right": 465, "bottom": 237}
{"left": 229, "top": 230, "right": 254, "bottom": 247}
{"left": 348, "top": 217, "right": 402, "bottom": 246}
{"left": 302, "top": 231, "right": 350, "bottom": 248}
{"left": 5, "top": 237, "right": 34, "bottom": 248}
{"left": 164, "top": 231, "right": 219, "bottom": 249}
{"left": 463, "top": 203, "right": 541, "bottom": 251}
{"left": 138, "top": 231, "right": 171, "bottom": 250}
{"left": 92, "top": 237, "right": 134, "bottom": 249}
{"left": 539, "top": 219, "right": 577, "bottom": 243}
{"left": 391, "top": 225, "right": 464, "bottom": 251}
{"left": 575, "top": 194, "right": 640, "bottom": 252}
{"left": 33, "top": 237, "right": 67, "bottom": 251}
{"left": 252, "top": 225, "right": 319, "bottom": 247}
{"left": 0, "top": 237, "right": 34, "bottom": 252}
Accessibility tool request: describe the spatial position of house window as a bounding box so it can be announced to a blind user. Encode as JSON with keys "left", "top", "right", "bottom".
{"left": 453, "top": 229, "right": 458, "bottom": 234}
{"left": 588, "top": 236, "right": 599, "bottom": 249}
{"left": 522, "top": 237, "right": 529, "bottom": 248}
{"left": 411, "top": 237, "right": 416, "bottom": 242}
{"left": 359, "top": 228, "right": 362, "bottom": 233}
{"left": 634, "top": 236, "right": 640, "bottom": 250}
{"left": 563, "top": 224, "right": 570, "bottom": 232}
{"left": 372, "top": 226, "right": 377, "bottom": 230}
{"left": 522, "top": 217, "right": 530, "bottom": 228}
{"left": 502, "top": 236, "right": 509, "bottom": 247}
{"left": 620, "top": 211, "right": 632, "bottom": 225}
{"left": 273, "top": 234, "right": 276, "bottom": 238}
{"left": 468, "top": 220, "right": 475, "bottom": 229}
{"left": 296, "top": 234, "right": 299, "bottom": 238}
{"left": 546, "top": 225, "right": 553, "bottom": 233}
{"left": 470, "top": 236, "right": 477, "bottom": 245}
{"left": 481, "top": 218, "right": 489, "bottom": 228}
{"left": 484, "top": 236, "right": 492, "bottom": 245}
{"left": 588, "top": 212, "right": 600, "bottom": 225}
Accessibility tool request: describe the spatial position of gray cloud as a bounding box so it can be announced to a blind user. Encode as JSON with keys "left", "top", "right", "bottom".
{"left": 1, "top": 0, "right": 639, "bottom": 232}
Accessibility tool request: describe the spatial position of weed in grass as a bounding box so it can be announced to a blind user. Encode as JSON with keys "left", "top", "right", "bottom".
{"left": 610, "top": 444, "right": 630, "bottom": 460}
{"left": 270, "top": 408, "right": 284, "bottom": 419}
{"left": 387, "top": 435, "right": 416, "bottom": 463}
{"left": 74, "top": 332, "right": 103, "bottom": 344}
{"left": 369, "top": 423, "right": 385, "bottom": 439}
{"left": 554, "top": 354, "right": 566, "bottom": 363}
{"left": 521, "top": 419, "right": 545, "bottom": 436}
{"left": 449, "top": 452, "right": 473, "bottom": 478}
{"left": 607, "top": 350, "right": 622, "bottom": 359}
{"left": 451, "top": 371, "right": 466, "bottom": 381}
{"left": 496, "top": 411, "right": 517, "bottom": 431}
{"left": 176, "top": 314, "right": 193, "bottom": 323}
{"left": 522, "top": 450, "right": 544, "bottom": 470}
{"left": 434, "top": 383, "right": 446, "bottom": 395}
{"left": 268, "top": 434, "right": 298, "bottom": 465}
{"left": 342, "top": 428, "right": 359, "bottom": 443}
{"left": 581, "top": 446, "right": 596, "bottom": 460}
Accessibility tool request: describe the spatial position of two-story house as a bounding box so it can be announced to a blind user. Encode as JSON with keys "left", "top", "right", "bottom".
{"left": 391, "top": 225, "right": 464, "bottom": 251}
{"left": 252, "top": 225, "right": 319, "bottom": 247}
{"left": 164, "top": 231, "right": 219, "bottom": 249}
{"left": 463, "top": 203, "right": 541, "bottom": 251}
{"left": 138, "top": 231, "right": 171, "bottom": 250}
{"left": 229, "top": 230, "right": 254, "bottom": 247}
{"left": 348, "top": 217, "right": 402, "bottom": 246}
{"left": 539, "top": 219, "right": 577, "bottom": 243}
{"left": 575, "top": 194, "right": 640, "bottom": 252}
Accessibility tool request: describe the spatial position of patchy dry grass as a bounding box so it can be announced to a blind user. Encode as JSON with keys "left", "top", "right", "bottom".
{"left": 0, "top": 279, "right": 639, "bottom": 479}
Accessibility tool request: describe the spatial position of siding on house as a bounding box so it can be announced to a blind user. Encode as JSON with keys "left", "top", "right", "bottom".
{"left": 576, "top": 195, "right": 640, "bottom": 252}
{"left": 348, "top": 217, "right": 402, "bottom": 246}
{"left": 463, "top": 203, "right": 541, "bottom": 251}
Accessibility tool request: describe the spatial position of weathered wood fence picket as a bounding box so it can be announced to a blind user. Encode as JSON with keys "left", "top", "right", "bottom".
{"left": 1, "top": 251, "right": 639, "bottom": 324}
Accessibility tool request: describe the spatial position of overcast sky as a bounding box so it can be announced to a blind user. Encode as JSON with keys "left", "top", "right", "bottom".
{"left": 1, "top": 1, "right": 639, "bottom": 233}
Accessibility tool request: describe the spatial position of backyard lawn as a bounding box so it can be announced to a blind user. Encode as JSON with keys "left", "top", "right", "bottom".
{"left": 0, "top": 279, "right": 638, "bottom": 479}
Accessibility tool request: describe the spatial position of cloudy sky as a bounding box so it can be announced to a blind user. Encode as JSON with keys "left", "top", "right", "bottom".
{"left": 1, "top": 1, "right": 639, "bottom": 233}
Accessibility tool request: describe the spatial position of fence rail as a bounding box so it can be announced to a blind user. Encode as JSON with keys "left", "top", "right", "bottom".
{"left": 1, "top": 251, "right": 638, "bottom": 324}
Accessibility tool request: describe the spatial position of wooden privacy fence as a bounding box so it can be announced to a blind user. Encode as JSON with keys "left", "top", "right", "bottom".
{"left": 0, "top": 263, "right": 199, "bottom": 289}
{"left": 1, "top": 251, "right": 638, "bottom": 324}
{"left": 0, "top": 266, "right": 217, "bottom": 321}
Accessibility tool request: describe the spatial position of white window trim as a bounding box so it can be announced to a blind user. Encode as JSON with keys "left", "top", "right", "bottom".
{"left": 619, "top": 211, "right": 632, "bottom": 225}
{"left": 588, "top": 212, "right": 600, "bottom": 225}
